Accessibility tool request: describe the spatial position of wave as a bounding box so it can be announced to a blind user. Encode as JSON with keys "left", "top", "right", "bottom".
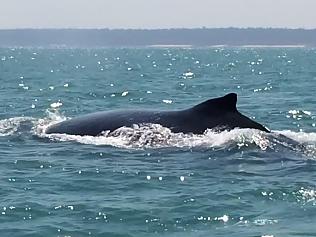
{"left": 1, "top": 112, "right": 316, "bottom": 156}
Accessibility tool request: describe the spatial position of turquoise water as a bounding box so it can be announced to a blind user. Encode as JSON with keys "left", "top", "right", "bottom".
{"left": 0, "top": 47, "right": 316, "bottom": 237}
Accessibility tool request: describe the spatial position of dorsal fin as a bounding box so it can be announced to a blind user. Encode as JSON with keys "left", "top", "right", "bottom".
{"left": 193, "top": 93, "right": 238, "bottom": 113}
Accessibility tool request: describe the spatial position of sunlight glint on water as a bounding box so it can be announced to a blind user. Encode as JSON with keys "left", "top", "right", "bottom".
{"left": 0, "top": 47, "right": 316, "bottom": 237}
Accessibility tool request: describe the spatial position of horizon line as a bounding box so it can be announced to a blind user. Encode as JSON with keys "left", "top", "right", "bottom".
{"left": 1, "top": 27, "right": 316, "bottom": 31}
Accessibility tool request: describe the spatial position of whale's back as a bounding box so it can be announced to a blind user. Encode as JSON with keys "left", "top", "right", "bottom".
{"left": 46, "top": 110, "right": 180, "bottom": 136}
{"left": 46, "top": 93, "right": 269, "bottom": 136}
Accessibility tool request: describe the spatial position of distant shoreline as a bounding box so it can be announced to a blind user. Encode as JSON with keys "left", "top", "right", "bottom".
{"left": 147, "top": 44, "right": 307, "bottom": 48}
{"left": 0, "top": 28, "right": 315, "bottom": 47}
{"left": 240, "top": 45, "right": 306, "bottom": 48}
{"left": 148, "top": 45, "right": 193, "bottom": 48}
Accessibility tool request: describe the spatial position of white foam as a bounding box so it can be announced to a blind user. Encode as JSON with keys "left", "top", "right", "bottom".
{"left": 0, "top": 117, "right": 34, "bottom": 136}
{"left": 50, "top": 101, "right": 63, "bottom": 108}
{"left": 36, "top": 119, "right": 273, "bottom": 150}
{"left": 276, "top": 130, "right": 316, "bottom": 144}
{"left": 182, "top": 71, "right": 195, "bottom": 79}
{"left": 34, "top": 110, "right": 67, "bottom": 136}
{"left": 3, "top": 111, "right": 316, "bottom": 155}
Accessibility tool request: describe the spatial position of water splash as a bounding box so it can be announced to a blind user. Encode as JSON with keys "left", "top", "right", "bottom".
{"left": 33, "top": 112, "right": 272, "bottom": 149}
{"left": 34, "top": 110, "right": 67, "bottom": 135}
{"left": 1, "top": 111, "right": 316, "bottom": 156}
{"left": 277, "top": 130, "right": 316, "bottom": 144}
{"left": 30, "top": 111, "right": 315, "bottom": 154}
{"left": 0, "top": 117, "right": 34, "bottom": 136}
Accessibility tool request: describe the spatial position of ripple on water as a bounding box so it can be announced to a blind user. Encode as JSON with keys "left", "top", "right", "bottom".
{"left": 1, "top": 48, "right": 316, "bottom": 236}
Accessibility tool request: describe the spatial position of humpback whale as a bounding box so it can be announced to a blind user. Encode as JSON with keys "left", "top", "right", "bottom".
{"left": 45, "top": 93, "right": 269, "bottom": 136}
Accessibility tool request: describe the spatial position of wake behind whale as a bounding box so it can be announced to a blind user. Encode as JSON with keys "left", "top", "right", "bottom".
{"left": 45, "top": 93, "right": 269, "bottom": 136}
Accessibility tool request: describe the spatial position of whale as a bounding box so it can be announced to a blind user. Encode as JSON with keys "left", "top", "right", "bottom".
{"left": 45, "top": 93, "right": 269, "bottom": 136}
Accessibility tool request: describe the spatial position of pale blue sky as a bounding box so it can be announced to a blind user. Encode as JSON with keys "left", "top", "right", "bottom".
{"left": 0, "top": 0, "right": 315, "bottom": 29}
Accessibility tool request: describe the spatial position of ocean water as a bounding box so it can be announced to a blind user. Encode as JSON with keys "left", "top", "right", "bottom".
{"left": 0, "top": 47, "right": 316, "bottom": 237}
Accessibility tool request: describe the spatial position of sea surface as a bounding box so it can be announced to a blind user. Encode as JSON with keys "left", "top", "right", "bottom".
{"left": 0, "top": 47, "right": 316, "bottom": 237}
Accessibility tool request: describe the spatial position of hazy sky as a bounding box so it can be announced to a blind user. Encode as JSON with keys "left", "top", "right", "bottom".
{"left": 0, "top": 0, "right": 315, "bottom": 29}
